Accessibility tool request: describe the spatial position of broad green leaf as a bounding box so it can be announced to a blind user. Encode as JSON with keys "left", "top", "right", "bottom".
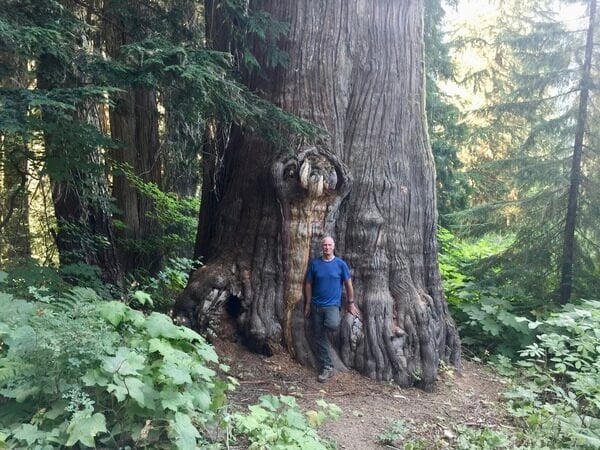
{"left": 107, "top": 375, "right": 157, "bottom": 408}
{"left": 124, "top": 307, "right": 146, "bottom": 328}
{"left": 160, "top": 389, "right": 188, "bottom": 411}
{"left": 65, "top": 412, "right": 107, "bottom": 447}
{"left": 171, "top": 412, "right": 199, "bottom": 450}
{"left": 285, "top": 408, "right": 306, "bottom": 429}
{"left": 122, "top": 376, "right": 149, "bottom": 407}
{"left": 102, "top": 347, "right": 146, "bottom": 376}
{"left": 160, "top": 363, "right": 193, "bottom": 385}
{"left": 481, "top": 317, "right": 501, "bottom": 336}
{"left": 82, "top": 368, "right": 110, "bottom": 387}
{"left": 133, "top": 290, "right": 153, "bottom": 306}
{"left": 12, "top": 423, "right": 45, "bottom": 446}
{"left": 573, "top": 432, "right": 600, "bottom": 448}
{"left": 195, "top": 343, "right": 219, "bottom": 363}
{"left": 259, "top": 395, "right": 280, "bottom": 411}
{"left": 174, "top": 325, "right": 203, "bottom": 342}
{"left": 148, "top": 337, "right": 175, "bottom": 356}
{"left": 98, "top": 301, "right": 128, "bottom": 326}
{"left": 148, "top": 338, "right": 190, "bottom": 363}
{"left": 190, "top": 364, "right": 216, "bottom": 381}
{"left": 107, "top": 382, "right": 128, "bottom": 402}
{"left": 8, "top": 384, "right": 41, "bottom": 403}
{"left": 188, "top": 385, "right": 212, "bottom": 411}
{"left": 145, "top": 313, "right": 179, "bottom": 339}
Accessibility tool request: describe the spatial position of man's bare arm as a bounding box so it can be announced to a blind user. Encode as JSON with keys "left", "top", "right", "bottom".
{"left": 304, "top": 281, "right": 312, "bottom": 318}
{"left": 344, "top": 278, "right": 360, "bottom": 318}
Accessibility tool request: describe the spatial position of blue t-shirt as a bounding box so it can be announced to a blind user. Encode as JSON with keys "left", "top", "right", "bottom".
{"left": 306, "top": 257, "right": 351, "bottom": 307}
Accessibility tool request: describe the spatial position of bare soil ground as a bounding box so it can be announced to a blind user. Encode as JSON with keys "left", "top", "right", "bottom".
{"left": 214, "top": 339, "right": 512, "bottom": 449}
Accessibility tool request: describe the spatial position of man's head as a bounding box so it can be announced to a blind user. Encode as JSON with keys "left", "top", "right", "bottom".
{"left": 321, "top": 236, "right": 335, "bottom": 260}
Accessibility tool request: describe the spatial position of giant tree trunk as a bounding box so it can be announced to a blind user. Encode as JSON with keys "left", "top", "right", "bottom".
{"left": 176, "top": 0, "right": 461, "bottom": 389}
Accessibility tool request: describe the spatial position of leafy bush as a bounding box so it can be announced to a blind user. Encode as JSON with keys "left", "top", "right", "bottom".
{"left": 454, "top": 424, "right": 512, "bottom": 449}
{"left": 502, "top": 299, "right": 600, "bottom": 449}
{"left": 133, "top": 257, "right": 198, "bottom": 313}
{"left": 438, "top": 228, "right": 535, "bottom": 358}
{"left": 376, "top": 419, "right": 407, "bottom": 446}
{"left": 0, "top": 271, "right": 341, "bottom": 449}
{"left": 232, "top": 395, "right": 340, "bottom": 449}
{"left": 0, "top": 286, "right": 233, "bottom": 449}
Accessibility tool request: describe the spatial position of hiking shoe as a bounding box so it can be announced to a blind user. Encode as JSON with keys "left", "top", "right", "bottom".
{"left": 318, "top": 367, "right": 334, "bottom": 383}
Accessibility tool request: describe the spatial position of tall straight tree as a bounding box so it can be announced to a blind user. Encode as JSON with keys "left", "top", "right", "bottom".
{"left": 103, "top": 0, "right": 163, "bottom": 275}
{"left": 423, "top": 0, "right": 469, "bottom": 224}
{"left": 559, "top": 0, "right": 596, "bottom": 303}
{"left": 161, "top": 0, "right": 203, "bottom": 199}
{"left": 1, "top": 0, "right": 121, "bottom": 282}
{"left": 38, "top": 61, "right": 121, "bottom": 283}
{"left": 450, "top": 0, "right": 600, "bottom": 303}
{"left": 176, "top": 0, "right": 461, "bottom": 389}
{"left": 0, "top": 55, "right": 30, "bottom": 262}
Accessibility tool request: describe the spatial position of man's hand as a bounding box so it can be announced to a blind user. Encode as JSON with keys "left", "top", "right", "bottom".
{"left": 347, "top": 302, "right": 360, "bottom": 318}
{"left": 304, "top": 303, "right": 311, "bottom": 318}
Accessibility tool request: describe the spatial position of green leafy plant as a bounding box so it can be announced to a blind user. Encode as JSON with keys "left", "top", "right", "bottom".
{"left": 134, "top": 257, "right": 199, "bottom": 312}
{"left": 232, "top": 394, "right": 339, "bottom": 449}
{"left": 454, "top": 425, "right": 511, "bottom": 449}
{"left": 376, "top": 419, "right": 408, "bottom": 446}
{"left": 0, "top": 285, "right": 233, "bottom": 449}
{"left": 438, "top": 228, "right": 535, "bottom": 358}
{"left": 502, "top": 299, "right": 600, "bottom": 449}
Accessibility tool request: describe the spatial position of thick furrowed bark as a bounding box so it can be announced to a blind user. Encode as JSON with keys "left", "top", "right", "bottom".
{"left": 176, "top": 0, "right": 461, "bottom": 389}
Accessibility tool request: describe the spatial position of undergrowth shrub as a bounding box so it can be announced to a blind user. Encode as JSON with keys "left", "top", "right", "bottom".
{"left": 232, "top": 394, "right": 340, "bottom": 450}
{"left": 0, "top": 285, "right": 233, "bottom": 449}
{"left": 0, "top": 270, "right": 340, "bottom": 449}
{"left": 501, "top": 299, "right": 600, "bottom": 449}
{"left": 438, "top": 228, "right": 534, "bottom": 358}
{"left": 133, "top": 257, "right": 198, "bottom": 313}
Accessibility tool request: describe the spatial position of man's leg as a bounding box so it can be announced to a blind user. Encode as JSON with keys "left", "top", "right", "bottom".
{"left": 313, "top": 306, "right": 340, "bottom": 382}
{"left": 312, "top": 305, "right": 332, "bottom": 370}
{"left": 322, "top": 306, "right": 341, "bottom": 333}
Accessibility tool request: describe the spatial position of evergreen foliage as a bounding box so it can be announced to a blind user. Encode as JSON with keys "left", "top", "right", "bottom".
{"left": 0, "top": 0, "right": 319, "bottom": 275}
{"left": 424, "top": 0, "right": 470, "bottom": 224}
{"left": 449, "top": 0, "right": 600, "bottom": 304}
{"left": 438, "top": 228, "right": 535, "bottom": 358}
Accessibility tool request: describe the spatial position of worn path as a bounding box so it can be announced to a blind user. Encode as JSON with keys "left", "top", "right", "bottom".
{"left": 216, "top": 340, "right": 510, "bottom": 449}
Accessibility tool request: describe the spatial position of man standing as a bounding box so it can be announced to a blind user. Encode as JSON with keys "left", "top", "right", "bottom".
{"left": 304, "top": 236, "right": 359, "bottom": 382}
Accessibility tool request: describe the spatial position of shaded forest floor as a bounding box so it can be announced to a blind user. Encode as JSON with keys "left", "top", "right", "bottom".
{"left": 215, "top": 339, "right": 512, "bottom": 449}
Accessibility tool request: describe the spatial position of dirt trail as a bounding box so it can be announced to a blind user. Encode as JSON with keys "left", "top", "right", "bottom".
{"left": 217, "top": 340, "right": 510, "bottom": 449}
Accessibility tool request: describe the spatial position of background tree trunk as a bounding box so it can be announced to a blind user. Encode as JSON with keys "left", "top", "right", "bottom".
{"left": 103, "top": 0, "right": 163, "bottom": 274}
{"left": 176, "top": 0, "right": 461, "bottom": 389}
{"left": 0, "top": 55, "right": 30, "bottom": 262}
{"left": 559, "top": 0, "right": 596, "bottom": 304}
{"left": 36, "top": 52, "right": 122, "bottom": 284}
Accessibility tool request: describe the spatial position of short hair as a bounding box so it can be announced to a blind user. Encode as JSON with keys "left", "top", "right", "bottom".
{"left": 321, "top": 236, "right": 335, "bottom": 245}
